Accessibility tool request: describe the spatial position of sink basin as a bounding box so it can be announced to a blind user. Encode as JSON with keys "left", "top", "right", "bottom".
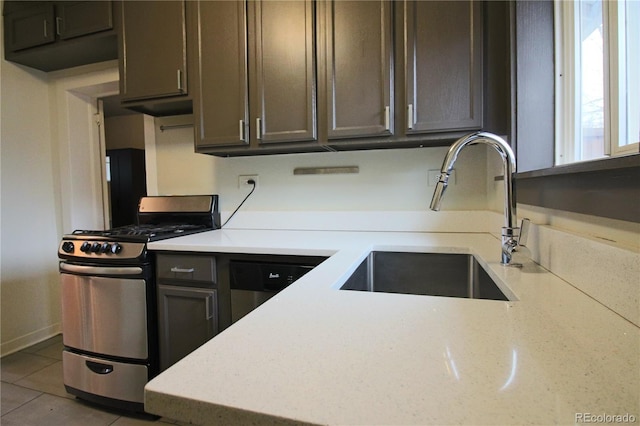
{"left": 340, "top": 251, "right": 509, "bottom": 301}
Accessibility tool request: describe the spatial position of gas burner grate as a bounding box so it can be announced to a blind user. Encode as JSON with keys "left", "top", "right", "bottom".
{"left": 73, "top": 224, "right": 209, "bottom": 239}
{"left": 113, "top": 224, "right": 208, "bottom": 238}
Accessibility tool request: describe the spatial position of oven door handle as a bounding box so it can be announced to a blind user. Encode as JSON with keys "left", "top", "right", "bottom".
{"left": 59, "top": 262, "right": 143, "bottom": 276}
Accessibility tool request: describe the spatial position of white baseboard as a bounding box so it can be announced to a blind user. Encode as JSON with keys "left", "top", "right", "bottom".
{"left": 1, "top": 323, "right": 62, "bottom": 357}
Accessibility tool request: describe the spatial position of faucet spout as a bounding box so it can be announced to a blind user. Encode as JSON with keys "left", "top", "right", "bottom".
{"left": 429, "top": 131, "right": 526, "bottom": 265}
{"left": 429, "top": 175, "right": 449, "bottom": 211}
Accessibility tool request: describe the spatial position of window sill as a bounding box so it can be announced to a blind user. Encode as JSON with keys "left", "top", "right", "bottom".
{"left": 515, "top": 154, "right": 640, "bottom": 223}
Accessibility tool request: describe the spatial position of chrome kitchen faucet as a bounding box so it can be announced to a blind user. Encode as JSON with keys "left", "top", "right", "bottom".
{"left": 429, "top": 131, "right": 530, "bottom": 266}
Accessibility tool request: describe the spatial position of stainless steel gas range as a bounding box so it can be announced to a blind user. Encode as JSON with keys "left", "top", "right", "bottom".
{"left": 57, "top": 195, "right": 220, "bottom": 413}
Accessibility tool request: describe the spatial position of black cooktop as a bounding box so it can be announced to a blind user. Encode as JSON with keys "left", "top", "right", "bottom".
{"left": 72, "top": 223, "right": 211, "bottom": 242}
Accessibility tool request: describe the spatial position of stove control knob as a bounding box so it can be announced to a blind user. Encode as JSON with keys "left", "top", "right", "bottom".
{"left": 101, "top": 242, "right": 111, "bottom": 253}
{"left": 111, "top": 243, "right": 123, "bottom": 254}
{"left": 80, "top": 242, "right": 91, "bottom": 252}
{"left": 61, "top": 241, "right": 75, "bottom": 253}
{"left": 90, "top": 242, "right": 101, "bottom": 253}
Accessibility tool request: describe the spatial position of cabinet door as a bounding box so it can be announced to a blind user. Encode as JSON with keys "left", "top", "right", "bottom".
{"left": 405, "top": 0, "right": 482, "bottom": 133}
{"left": 56, "top": 1, "right": 113, "bottom": 40}
{"left": 193, "top": 1, "right": 249, "bottom": 148}
{"left": 322, "top": 0, "right": 393, "bottom": 139}
{"left": 4, "top": 4, "right": 55, "bottom": 52}
{"left": 120, "top": 1, "right": 187, "bottom": 102}
{"left": 158, "top": 286, "right": 217, "bottom": 371}
{"left": 249, "top": 0, "right": 316, "bottom": 144}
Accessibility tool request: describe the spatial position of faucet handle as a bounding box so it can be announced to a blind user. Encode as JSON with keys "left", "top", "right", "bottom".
{"left": 518, "top": 218, "right": 530, "bottom": 246}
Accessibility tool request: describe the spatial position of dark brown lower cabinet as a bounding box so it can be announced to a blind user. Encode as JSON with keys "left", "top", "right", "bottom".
{"left": 157, "top": 285, "right": 217, "bottom": 371}
{"left": 156, "top": 254, "right": 218, "bottom": 371}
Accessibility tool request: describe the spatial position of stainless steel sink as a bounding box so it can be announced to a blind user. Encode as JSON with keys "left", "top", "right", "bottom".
{"left": 340, "top": 252, "right": 509, "bottom": 301}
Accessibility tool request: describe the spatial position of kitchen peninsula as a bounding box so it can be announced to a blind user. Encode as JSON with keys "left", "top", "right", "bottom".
{"left": 144, "top": 218, "right": 639, "bottom": 425}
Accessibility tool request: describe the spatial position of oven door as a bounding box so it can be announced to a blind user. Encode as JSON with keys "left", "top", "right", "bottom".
{"left": 60, "top": 262, "right": 148, "bottom": 360}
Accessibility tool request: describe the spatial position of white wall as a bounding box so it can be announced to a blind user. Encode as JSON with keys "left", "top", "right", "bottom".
{"left": 150, "top": 115, "right": 218, "bottom": 196}
{"left": 152, "top": 116, "right": 491, "bottom": 215}
{"left": 150, "top": 114, "right": 632, "bottom": 247}
{"left": 0, "top": 48, "right": 62, "bottom": 354}
{"left": 0, "top": 15, "right": 119, "bottom": 354}
{"left": 216, "top": 145, "right": 490, "bottom": 213}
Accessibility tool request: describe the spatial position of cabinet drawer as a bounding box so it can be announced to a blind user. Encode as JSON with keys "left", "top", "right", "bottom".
{"left": 156, "top": 254, "right": 216, "bottom": 284}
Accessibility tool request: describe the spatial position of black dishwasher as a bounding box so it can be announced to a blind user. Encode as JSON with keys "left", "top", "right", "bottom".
{"left": 229, "top": 258, "right": 323, "bottom": 323}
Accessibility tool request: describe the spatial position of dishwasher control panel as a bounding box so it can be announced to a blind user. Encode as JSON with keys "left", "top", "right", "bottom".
{"left": 228, "top": 256, "right": 327, "bottom": 323}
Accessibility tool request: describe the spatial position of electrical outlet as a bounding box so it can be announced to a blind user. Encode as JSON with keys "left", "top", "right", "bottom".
{"left": 238, "top": 174, "right": 258, "bottom": 189}
{"left": 427, "top": 170, "right": 456, "bottom": 187}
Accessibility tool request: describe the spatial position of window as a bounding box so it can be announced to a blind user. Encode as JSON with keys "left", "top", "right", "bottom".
{"left": 555, "top": 0, "right": 639, "bottom": 165}
{"left": 515, "top": 0, "right": 640, "bottom": 224}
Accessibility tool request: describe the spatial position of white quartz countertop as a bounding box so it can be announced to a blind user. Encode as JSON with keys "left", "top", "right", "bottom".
{"left": 145, "top": 229, "right": 639, "bottom": 425}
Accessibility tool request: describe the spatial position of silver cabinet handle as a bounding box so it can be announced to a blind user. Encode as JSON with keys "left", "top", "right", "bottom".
{"left": 205, "top": 295, "right": 214, "bottom": 320}
{"left": 407, "top": 104, "right": 414, "bottom": 129}
{"left": 170, "top": 267, "right": 194, "bottom": 273}
{"left": 177, "top": 69, "right": 183, "bottom": 91}
{"left": 239, "top": 120, "right": 245, "bottom": 141}
{"left": 384, "top": 106, "right": 390, "bottom": 131}
{"left": 256, "top": 118, "right": 262, "bottom": 140}
{"left": 56, "top": 17, "right": 62, "bottom": 36}
{"left": 43, "top": 20, "right": 48, "bottom": 38}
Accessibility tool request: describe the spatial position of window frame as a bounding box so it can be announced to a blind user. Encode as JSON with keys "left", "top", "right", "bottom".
{"left": 608, "top": 0, "right": 640, "bottom": 157}
{"left": 512, "top": 0, "right": 639, "bottom": 223}
{"left": 554, "top": 0, "right": 639, "bottom": 164}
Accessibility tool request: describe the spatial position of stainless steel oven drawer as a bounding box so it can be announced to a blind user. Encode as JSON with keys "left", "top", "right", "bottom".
{"left": 63, "top": 351, "right": 148, "bottom": 404}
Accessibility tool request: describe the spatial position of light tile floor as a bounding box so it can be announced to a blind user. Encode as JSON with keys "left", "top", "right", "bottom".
{"left": 1, "top": 335, "right": 177, "bottom": 426}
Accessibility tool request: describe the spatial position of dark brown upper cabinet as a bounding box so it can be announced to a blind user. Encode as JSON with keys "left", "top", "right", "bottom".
{"left": 318, "top": 0, "right": 394, "bottom": 141}
{"left": 192, "top": 0, "right": 495, "bottom": 156}
{"left": 4, "top": 3, "right": 55, "bottom": 52}
{"left": 118, "top": 0, "right": 192, "bottom": 116}
{"left": 192, "top": 1, "right": 249, "bottom": 149}
{"left": 403, "top": 0, "right": 483, "bottom": 134}
{"left": 193, "top": 0, "right": 318, "bottom": 154}
{"left": 3, "top": 1, "right": 117, "bottom": 72}
{"left": 249, "top": 0, "right": 317, "bottom": 146}
{"left": 56, "top": 2, "right": 113, "bottom": 40}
